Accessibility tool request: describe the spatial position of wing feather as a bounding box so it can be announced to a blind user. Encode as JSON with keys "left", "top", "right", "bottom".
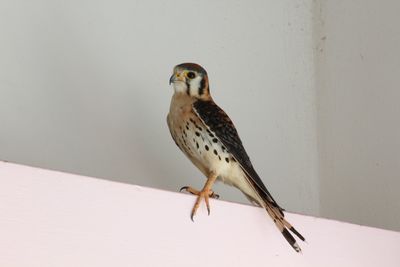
{"left": 192, "top": 99, "right": 283, "bottom": 213}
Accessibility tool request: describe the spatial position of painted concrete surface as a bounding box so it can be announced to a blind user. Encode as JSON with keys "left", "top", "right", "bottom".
{"left": 0, "top": 162, "right": 399, "bottom": 266}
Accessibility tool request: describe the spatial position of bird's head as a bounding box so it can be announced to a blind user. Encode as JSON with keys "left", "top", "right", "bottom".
{"left": 169, "top": 63, "right": 210, "bottom": 99}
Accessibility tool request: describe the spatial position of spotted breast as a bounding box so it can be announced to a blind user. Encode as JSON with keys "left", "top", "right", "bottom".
{"left": 167, "top": 94, "right": 261, "bottom": 201}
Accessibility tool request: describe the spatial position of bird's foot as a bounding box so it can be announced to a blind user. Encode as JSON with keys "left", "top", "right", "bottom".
{"left": 180, "top": 186, "right": 219, "bottom": 199}
{"left": 179, "top": 186, "right": 219, "bottom": 221}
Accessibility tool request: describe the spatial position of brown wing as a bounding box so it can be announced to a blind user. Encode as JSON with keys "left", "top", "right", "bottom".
{"left": 192, "top": 99, "right": 283, "bottom": 213}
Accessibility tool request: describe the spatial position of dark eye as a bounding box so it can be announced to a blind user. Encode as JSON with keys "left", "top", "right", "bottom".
{"left": 187, "top": 71, "right": 196, "bottom": 79}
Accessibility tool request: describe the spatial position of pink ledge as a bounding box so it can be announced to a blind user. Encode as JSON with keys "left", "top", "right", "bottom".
{"left": 0, "top": 161, "right": 399, "bottom": 266}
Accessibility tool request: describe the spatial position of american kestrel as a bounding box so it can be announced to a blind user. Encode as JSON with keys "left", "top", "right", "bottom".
{"left": 167, "top": 63, "right": 305, "bottom": 252}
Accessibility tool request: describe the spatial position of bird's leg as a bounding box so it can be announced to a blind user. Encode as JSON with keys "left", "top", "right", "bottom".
{"left": 179, "top": 173, "right": 218, "bottom": 221}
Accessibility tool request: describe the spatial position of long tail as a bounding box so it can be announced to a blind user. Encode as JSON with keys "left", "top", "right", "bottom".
{"left": 264, "top": 199, "right": 305, "bottom": 252}
{"left": 239, "top": 167, "right": 306, "bottom": 252}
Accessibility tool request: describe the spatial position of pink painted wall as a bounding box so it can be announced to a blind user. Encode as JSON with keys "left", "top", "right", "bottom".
{"left": 0, "top": 162, "right": 399, "bottom": 266}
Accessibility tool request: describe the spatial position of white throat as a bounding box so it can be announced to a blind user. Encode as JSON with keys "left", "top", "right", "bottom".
{"left": 172, "top": 76, "right": 202, "bottom": 97}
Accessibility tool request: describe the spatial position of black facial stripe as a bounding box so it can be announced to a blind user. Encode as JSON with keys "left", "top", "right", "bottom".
{"left": 185, "top": 81, "right": 190, "bottom": 95}
{"left": 198, "top": 78, "right": 205, "bottom": 96}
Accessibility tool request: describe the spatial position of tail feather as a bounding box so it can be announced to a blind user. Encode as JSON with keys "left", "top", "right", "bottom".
{"left": 283, "top": 221, "right": 305, "bottom": 242}
{"left": 282, "top": 228, "right": 301, "bottom": 252}
{"left": 265, "top": 202, "right": 305, "bottom": 252}
{"left": 241, "top": 172, "right": 305, "bottom": 252}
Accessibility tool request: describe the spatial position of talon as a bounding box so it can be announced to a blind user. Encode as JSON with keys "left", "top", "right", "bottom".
{"left": 205, "top": 195, "right": 210, "bottom": 215}
{"left": 190, "top": 212, "right": 195, "bottom": 222}
{"left": 180, "top": 186, "right": 189, "bottom": 192}
{"left": 210, "top": 192, "right": 220, "bottom": 199}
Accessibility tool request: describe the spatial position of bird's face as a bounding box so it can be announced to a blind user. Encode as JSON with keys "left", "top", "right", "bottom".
{"left": 169, "top": 63, "right": 210, "bottom": 99}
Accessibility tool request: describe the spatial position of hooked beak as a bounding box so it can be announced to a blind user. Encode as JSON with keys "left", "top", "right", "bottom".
{"left": 169, "top": 73, "right": 176, "bottom": 85}
{"left": 169, "top": 72, "right": 185, "bottom": 85}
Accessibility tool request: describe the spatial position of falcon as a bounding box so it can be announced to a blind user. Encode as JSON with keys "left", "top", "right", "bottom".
{"left": 167, "top": 63, "right": 305, "bottom": 252}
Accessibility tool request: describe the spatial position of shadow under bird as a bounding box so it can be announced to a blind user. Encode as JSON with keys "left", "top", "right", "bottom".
{"left": 167, "top": 63, "right": 305, "bottom": 252}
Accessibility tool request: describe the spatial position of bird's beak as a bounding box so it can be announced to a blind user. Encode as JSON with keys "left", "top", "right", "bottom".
{"left": 169, "top": 72, "right": 185, "bottom": 85}
{"left": 169, "top": 73, "right": 176, "bottom": 85}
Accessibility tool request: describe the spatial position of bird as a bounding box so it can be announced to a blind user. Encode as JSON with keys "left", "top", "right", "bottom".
{"left": 167, "top": 63, "right": 305, "bottom": 252}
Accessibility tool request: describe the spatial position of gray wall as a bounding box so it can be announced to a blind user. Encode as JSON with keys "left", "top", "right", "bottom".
{"left": 1, "top": 0, "right": 399, "bottom": 231}
{"left": 316, "top": 0, "right": 400, "bottom": 231}
{"left": 0, "top": 0, "right": 319, "bottom": 216}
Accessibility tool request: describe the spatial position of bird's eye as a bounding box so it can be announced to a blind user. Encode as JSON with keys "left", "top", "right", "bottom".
{"left": 186, "top": 72, "right": 196, "bottom": 79}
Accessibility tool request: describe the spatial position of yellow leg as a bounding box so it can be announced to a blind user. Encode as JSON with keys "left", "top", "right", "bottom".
{"left": 180, "top": 173, "right": 218, "bottom": 221}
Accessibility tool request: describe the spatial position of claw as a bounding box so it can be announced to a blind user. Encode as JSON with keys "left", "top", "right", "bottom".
{"left": 190, "top": 211, "right": 195, "bottom": 222}
{"left": 180, "top": 186, "right": 189, "bottom": 192}
{"left": 210, "top": 192, "right": 219, "bottom": 199}
{"left": 204, "top": 195, "right": 210, "bottom": 215}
